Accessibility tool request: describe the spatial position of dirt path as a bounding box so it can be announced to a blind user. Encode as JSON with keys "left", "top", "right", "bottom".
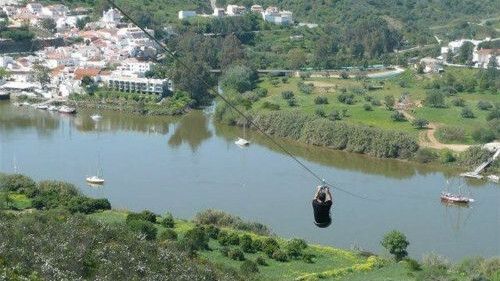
{"left": 400, "top": 110, "right": 471, "bottom": 152}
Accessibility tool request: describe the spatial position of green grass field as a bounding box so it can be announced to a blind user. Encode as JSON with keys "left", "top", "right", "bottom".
{"left": 253, "top": 67, "right": 498, "bottom": 144}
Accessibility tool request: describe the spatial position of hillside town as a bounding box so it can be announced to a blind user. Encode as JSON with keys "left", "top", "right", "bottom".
{"left": 0, "top": 3, "right": 172, "bottom": 100}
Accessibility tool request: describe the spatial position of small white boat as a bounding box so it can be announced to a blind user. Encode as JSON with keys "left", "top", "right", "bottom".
{"left": 86, "top": 176, "right": 105, "bottom": 184}
{"left": 235, "top": 137, "right": 250, "bottom": 146}
{"left": 91, "top": 114, "right": 102, "bottom": 121}
{"left": 48, "top": 105, "right": 59, "bottom": 111}
{"left": 58, "top": 105, "right": 76, "bottom": 114}
{"left": 36, "top": 104, "right": 48, "bottom": 110}
{"left": 21, "top": 102, "right": 30, "bottom": 106}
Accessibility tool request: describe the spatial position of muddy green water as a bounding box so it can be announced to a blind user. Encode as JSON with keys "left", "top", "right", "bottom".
{"left": 0, "top": 101, "right": 498, "bottom": 260}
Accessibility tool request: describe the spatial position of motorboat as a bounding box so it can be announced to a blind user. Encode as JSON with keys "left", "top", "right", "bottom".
{"left": 91, "top": 114, "right": 102, "bottom": 121}
{"left": 58, "top": 105, "right": 76, "bottom": 114}
{"left": 235, "top": 137, "right": 250, "bottom": 146}
{"left": 86, "top": 176, "right": 104, "bottom": 184}
{"left": 440, "top": 192, "right": 474, "bottom": 204}
{"left": 487, "top": 175, "right": 499, "bottom": 183}
{"left": 48, "top": 105, "right": 59, "bottom": 111}
{"left": 36, "top": 104, "right": 48, "bottom": 110}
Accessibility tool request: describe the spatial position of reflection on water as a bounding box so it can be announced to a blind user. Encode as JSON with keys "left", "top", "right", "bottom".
{"left": 168, "top": 111, "right": 212, "bottom": 151}
{"left": 0, "top": 102, "right": 60, "bottom": 137}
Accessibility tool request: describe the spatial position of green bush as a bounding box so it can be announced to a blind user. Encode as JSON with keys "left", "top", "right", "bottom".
{"left": 281, "top": 91, "right": 294, "bottom": 100}
{"left": 477, "top": 100, "right": 493, "bottom": 110}
{"left": 217, "top": 231, "right": 230, "bottom": 246}
{"left": 298, "top": 82, "right": 314, "bottom": 95}
{"left": 363, "top": 103, "right": 373, "bottom": 111}
{"left": 415, "top": 148, "right": 438, "bottom": 163}
{"left": 424, "top": 90, "right": 446, "bottom": 108}
{"left": 338, "top": 93, "right": 355, "bottom": 104}
{"left": 287, "top": 97, "right": 297, "bottom": 107}
{"left": 263, "top": 238, "right": 280, "bottom": 257}
{"left": 486, "top": 108, "right": 500, "bottom": 121}
{"left": 451, "top": 97, "right": 466, "bottom": 107}
{"left": 253, "top": 256, "right": 266, "bottom": 267}
{"left": 314, "top": 96, "right": 328, "bottom": 105}
{"left": 439, "top": 149, "right": 456, "bottom": 163}
{"left": 404, "top": 258, "right": 422, "bottom": 271}
{"left": 127, "top": 219, "right": 157, "bottom": 240}
{"left": 228, "top": 248, "right": 245, "bottom": 261}
{"left": 412, "top": 118, "right": 429, "bottom": 129}
{"left": 461, "top": 107, "right": 475, "bottom": 118}
{"left": 436, "top": 126, "right": 466, "bottom": 142}
{"left": 285, "top": 238, "right": 308, "bottom": 259}
{"left": 181, "top": 227, "right": 209, "bottom": 252}
{"left": 261, "top": 101, "right": 280, "bottom": 110}
{"left": 240, "top": 234, "right": 255, "bottom": 253}
{"left": 315, "top": 108, "right": 326, "bottom": 117}
{"left": 252, "top": 239, "right": 264, "bottom": 252}
{"left": 302, "top": 253, "right": 315, "bottom": 263}
{"left": 220, "top": 246, "right": 230, "bottom": 257}
{"left": 328, "top": 110, "right": 343, "bottom": 121}
{"left": 228, "top": 233, "right": 240, "bottom": 245}
{"left": 391, "top": 111, "right": 406, "bottom": 122}
{"left": 205, "top": 224, "right": 220, "bottom": 239}
{"left": 254, "top": 88, "right": 268, "bottom": 98}
{"left": 384, "top": 95, "right": 395, "bottom": 110}
{"left": 472, "top": 127, "right": 495, "bottom": 143}
{"left": 158, "top": 229, "right": 178, "bottom": 241}
{"left": 272, "top": 250, "right": 289, "bottom": 262}
{"left": 159, "top": 212, "right": 174, "bottom": 228}
{"left": 126, "top": 210, "right": 157, "bottom": 224}
{"left": 66, "top": 196, "right": 111, "bottom": 214}
{"left": 459, "top": 147, "right": 492, "bottom": 167}
{"left": 0, "top": 174, "right": 36, "bottom": 194}
{"left": 240, "top": 260, "right": 259, "bottom": 274}
{"left": 371, "top": 99, "right": 382, "bottom": 106}
{"left": 381, "top": 230, "right": 409, "bottom": 261}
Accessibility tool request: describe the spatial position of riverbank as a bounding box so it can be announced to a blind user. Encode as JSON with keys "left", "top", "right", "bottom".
{"left": 1, "top": 173, "right": 498, "bottom": 281}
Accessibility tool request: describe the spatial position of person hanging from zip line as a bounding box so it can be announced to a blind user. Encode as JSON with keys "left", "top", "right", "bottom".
{"left": 312, "top": 184, "right": 332, "bottom": 228}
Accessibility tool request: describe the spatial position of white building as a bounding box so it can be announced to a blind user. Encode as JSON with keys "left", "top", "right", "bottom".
{"left": 102, "top": 8, "right": 122, "bottom": 26}
{"left": 178, "top": 10, "right": 196, "bottom": 20}
{"left": 226, "top": 5, "right": 246, "bottom": 16}
{"left": 474, "top": 49, "right": 499, "bottom": 68}
{"left": 41, "top": 5, "right": 69, "bottom": 18}
{"left": 102, "top": 75, "right": 172, "bottom": 95}
{"left": 213, "top": 8, "right": 225, "bottom": 17}
{"left": 117, "top": 60, "right": 152, "bottom": 74}
{"left": 262, "top": 8, "right": 293, "bottom": 25}
{"left": 26, "top": 3, "right": 43, "bottom": 14}
{"left": 250, "top": 5, "right": 263, "bottom": 13}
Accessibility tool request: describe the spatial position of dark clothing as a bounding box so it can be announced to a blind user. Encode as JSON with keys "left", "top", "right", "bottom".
{"left": 312, "top": 199, "right": 332, "bottom": 227}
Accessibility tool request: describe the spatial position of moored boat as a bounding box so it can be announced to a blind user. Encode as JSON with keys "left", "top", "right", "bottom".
{"left": 91, "top": 114, "right": 102, "bottom": 121}
{"left": 58, "top": 105, "right": 76, "bottom": 114}
{"left": 440, "top": 192, "right": 474, "bottom": 204}
{"left": 235, "top": 137, "right": 250, "bottom": 146}
{"left": 36, "top": 104, "right": 48, "bottom": 110}
{"left": 86, "top": 176, "right": 105, "bottom": 184}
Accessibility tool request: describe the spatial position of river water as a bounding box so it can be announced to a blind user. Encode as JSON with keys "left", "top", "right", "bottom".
{"left": 0, "top": 101, "right": 498, "bottom": 260}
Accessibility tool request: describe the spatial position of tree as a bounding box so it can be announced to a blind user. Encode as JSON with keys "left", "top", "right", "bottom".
{"left": 458, "top": 42, "right": 474, "bottom": 65}
{"left": 424, "top": 90, "right": 446, "bottom": 108}
{"left": 381, "top": 230, "right": 409, "bottom": 261}
{"left": 412, "top": 118, "right": 429, "bottom": 129}
{"left": 76, "top": 17, "right": 89, "bottom": 30}
{"left": 461, "top": 107, "right": 475, "bottom": 118}
{"left": 384, "top": 95, "right": 395, "bottom": 110}
{"left": 170, "top": 55, "right": 214, "bottom": 105}
{"left": 31, "top": 63, "right": 51, "bottom": 88}
{"left": 220, "top": 64, "right": 256, "bottom": 93}
{"left": 220, "top": 34, "right": 245, "bottom": 70}
{"left": 287, "top": 48, "right": 307, "bottom": 70}
{"left": 391, "top": 111, "right": 406, "bottom": 122}
{"left": 40, "top": 18, "right": 56, "bottom": 33}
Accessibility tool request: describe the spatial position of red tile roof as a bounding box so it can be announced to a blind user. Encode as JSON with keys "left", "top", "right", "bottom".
{"left": 74, "top": 67, "right": 101, "bottom": 80}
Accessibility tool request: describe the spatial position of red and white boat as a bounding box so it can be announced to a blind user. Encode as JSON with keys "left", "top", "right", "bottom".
{"left": 440, "top": 192, "right": 474, "bottom": 204}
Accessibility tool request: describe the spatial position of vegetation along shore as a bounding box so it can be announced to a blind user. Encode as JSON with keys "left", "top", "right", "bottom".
{"left": 0, "top": 173, "right": 498, "bottom": 281}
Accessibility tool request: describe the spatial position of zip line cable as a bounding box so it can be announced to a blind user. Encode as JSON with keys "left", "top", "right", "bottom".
{"left": 107, "top": 0, "right": 375, "bottom": 201}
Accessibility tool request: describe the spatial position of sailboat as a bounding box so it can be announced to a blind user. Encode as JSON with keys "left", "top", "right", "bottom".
{"left": 440, "top": 179, "right": 474, "bottom": 205}
{"left": 86, "top": 155, "right": 104, "bottom": 185}
{"left": 91, "top": 114, "right": 102, "bottom": 121}
{"left": 235, "top": 122, "right": 250, "bottom": 146}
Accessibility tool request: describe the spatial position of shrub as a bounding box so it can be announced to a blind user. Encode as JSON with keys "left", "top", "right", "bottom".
{"left": 461, "top": 107, "right": 475, "bottom": 118}
{"left": 181, "top": 227, "right": 209, "bottom": 251}
{"left": 66, "top": 196, "right": 111, "bottom": 214}
{"left": 254, "top": 88, "right": 268, "bottom": 98}
{"left": 371, "top": 99, "right": 382, "bottom": 106}
{"left": 126, "top": 210, "right": 157, "bottom": 224}
{"left": 127, "top": 219, "right": 157, "bottom": 240}
{"left": 315, "top": 108, "right": 326, "bottom": 117}
{"left": 486, "top": 108, "right": 500, "bottom": 121}
{"left": 459, "top": 147, "right": 492, "bottom": 167}
{"left": 338, "top": 93, "right": 355, "bottom": 104}
{"left": 0, "top": 174, "right": 36, "bottom": 194}
{"left": 217, "top": 231, "right": 230, "bottom": 246}
{"left": 255, "top": 256, "right": 267, "bottom": 266}
{"left": 472, "top": 127, "right": 495, "bottom": 143}
{"left": 436, "top": 126, "right": 466, "bottom": 142}
{"left": 228, "top": 248, "right": 245, "bottom": 261}
{"left": 285, "top": 238, "right": 308, "bottom": 259}
{"left": 194, "top": 209, "right": 271, "bottom": 235}
{"left": 281, "top": 91, "right": 294, "bottom": 100}
{"left": 440, "top": 149, "right": 456, "bottom": 163}
{"left": 404, "top": 258, "right": 422, "bottom": 271}
{"left": 159, "top": 212, "right": 174, "bottom": 228}
{"left": 158, "top": 229, "right": 177, "bottom": 241}
{"left": 272, "top": 250, "right": 289, "bottom": 262}
{"left": 252, "top": 239, "right": 263, "bottom": 252}
{"left": 298, "top": 82, "right": 314, "bottom": 94}
{"left": 328, "top": 110, "right": 342, "bottom": 121}
{"left": 381, "top": 230, "right": 410, "bottom": 261}
{"left": 261, "top": 101, "right": 280, "bottom": 110}
{"left": 205, "top": 224, "right": 220, "bottom": 239}
{"left": 424, "top": 90, "right": 446, "bottom": 108}
{"left": 281, "top": 77, "right": 288, "bottom": 83}
{"left": 240, "top": 234, "right": 255, "bottom": 253}
{"left": 391, "top": 111, "right": 406, "bottom": 122}
{"left": 452, "top": 97, "right": 466, "bottom": 107}
{"left": 302, "top": 253, "right": 315, "bottom": 263}
{"left": 384, "top": 95, "right": 395, "bottom": 110}
{"left": 422, "top": 253, "right": 450, "bottom": 270}
{"left": 37, "top": 180, "right": 79, "bottom": 198}
{"left": 263, "top": 238, "right": 280, "bottom": 257}
{"left": 477, "top": 100, "right": 493, "bottom": 111}
{"left": 340, "top": 70, "right": 349, "bottom": 79}
{"left": 220, "top": 246, "right": 230, "bottom": 257}
{"left": 363, "top": 103, "right": 373, "bottom": 111}
{"left": 240, "top": 260, "right": 259, "bottom": 274}
{"left": 228, "top": 233, "right": 240, "bottom": 245}
{"left": 314, "top": 96, "right": 328, "bottom": 105}
{"left": 287, "top": 97, "right": 297, "bottom": 107}
{"left": 411, "top": 118, "right": 429, "bottom": 129}
{"left": 415, "top": 148, "right": 438, "bottom": 163}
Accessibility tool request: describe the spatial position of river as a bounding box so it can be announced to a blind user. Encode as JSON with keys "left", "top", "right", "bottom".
{"left": 0, "top": 101, "right": 498, "bottom": 261}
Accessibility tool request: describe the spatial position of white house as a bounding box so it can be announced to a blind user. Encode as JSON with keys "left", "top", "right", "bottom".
{"left": 26, "top": 3, "right": 43, "bottom": 14}
{"left": 178, "top": 10, "right": 196, "bottom": 20}
{"left": 250, "top": 5, "right": 263, "bottom": 13}
{"left": 102, "top": 74, "right": 173, "bottom": 95}
{"left": 213, "top": 8, "right": 225, "bottom": 17}
{"left": 41, "top": 5, "right": 69, "bottom": 18}
{"left": 474, "top": 49, "right": 499, "bottom": 68}
{"left": 262, "top": 8, "right": 293, "bottom": 25}
{"left": 226, "top": 5, "right": 246, "bottom": 16}
{"left": 117, "top": 60, "right": 152, "bottom": 74}
{"left": 102, "top": 8, "right": 122, "bottom": 26}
